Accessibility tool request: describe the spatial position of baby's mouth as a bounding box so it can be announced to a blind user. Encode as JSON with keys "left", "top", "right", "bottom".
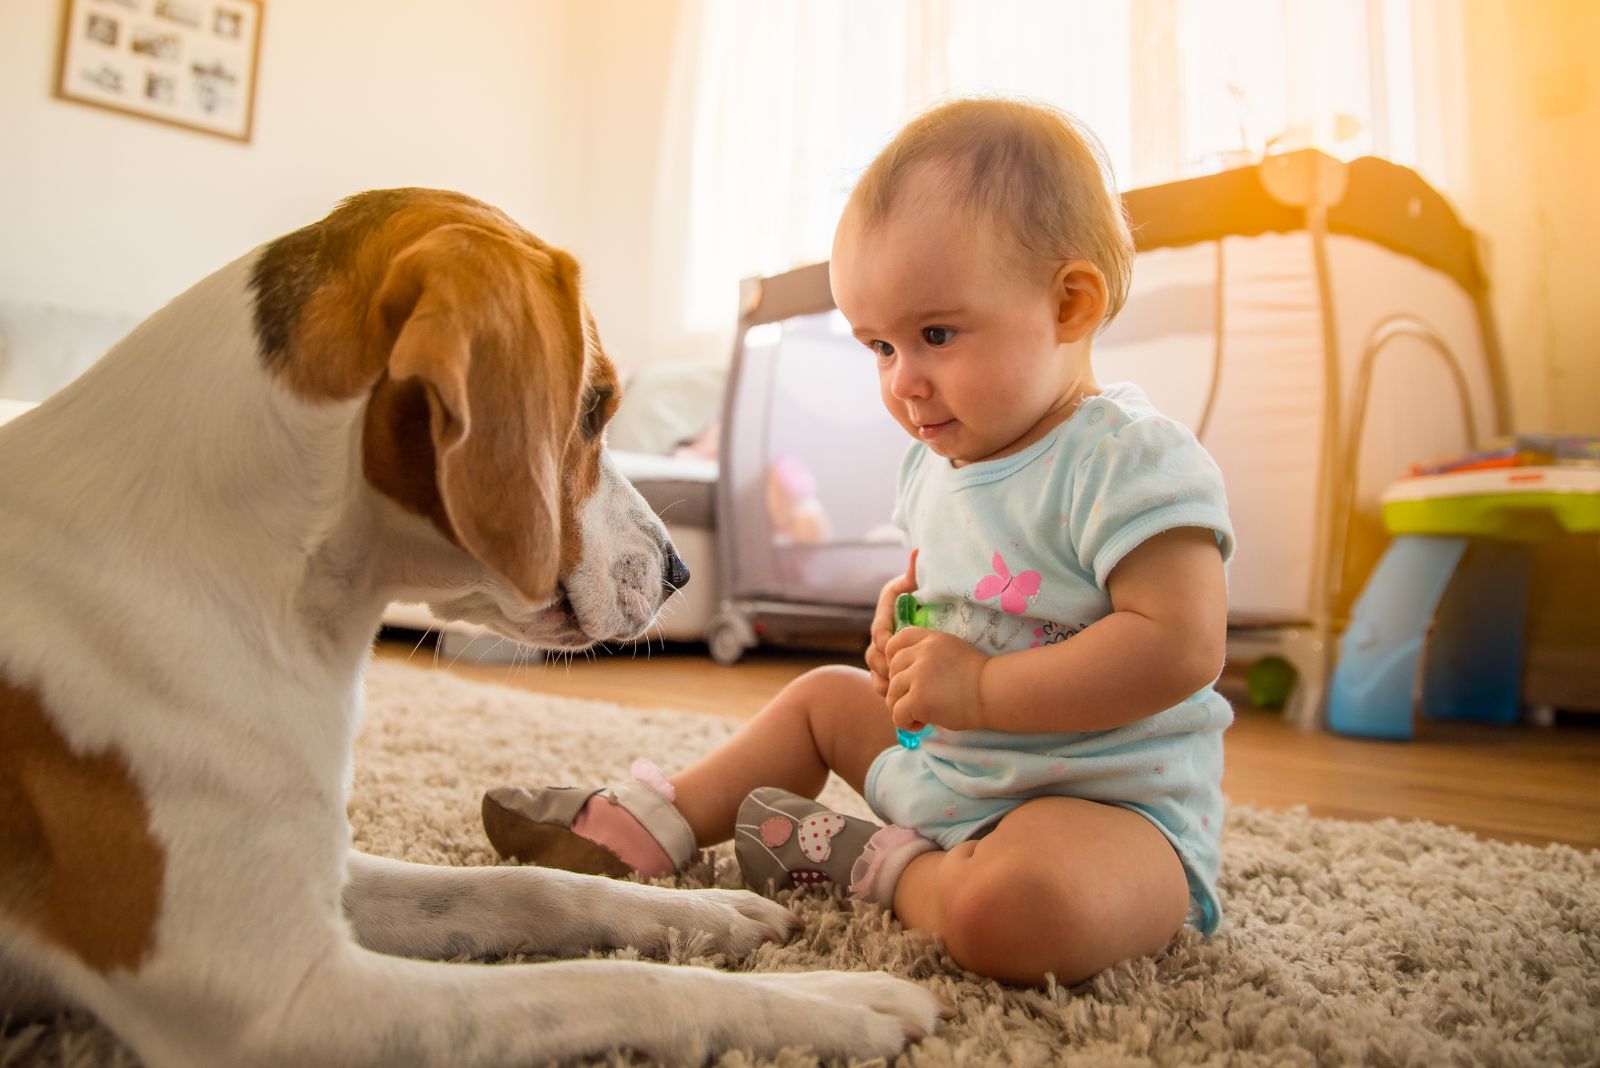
{"left": 915, "top": 418, "right": 955, "bottom": 439}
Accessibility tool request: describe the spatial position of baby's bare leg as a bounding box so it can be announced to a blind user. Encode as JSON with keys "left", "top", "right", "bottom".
{"left": 893, "top": 796, "right": 1190, "bottom": 986}
{"left": 671, "top": 665, "right": 897, "bottom": 846}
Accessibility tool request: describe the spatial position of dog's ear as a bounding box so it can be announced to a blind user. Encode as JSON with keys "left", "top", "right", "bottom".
{"left": 375, "top": 224, "right": 585, "bottom": 603}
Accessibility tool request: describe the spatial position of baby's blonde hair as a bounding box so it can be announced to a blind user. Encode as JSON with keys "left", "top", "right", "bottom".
{"left": 845, "top": 97, "right": 1135, "bottom": 324}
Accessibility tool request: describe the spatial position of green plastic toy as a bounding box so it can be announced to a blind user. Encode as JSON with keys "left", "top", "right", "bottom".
{"left": 1246, "top": 655, "right": 1297, "bottom": 711}
{"left": 892, "top": 593, "right": 934, "bottom": 748}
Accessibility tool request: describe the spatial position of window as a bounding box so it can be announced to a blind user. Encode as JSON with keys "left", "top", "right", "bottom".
{"left": 670, "top": 0, "right": 1454, "bottom": 335}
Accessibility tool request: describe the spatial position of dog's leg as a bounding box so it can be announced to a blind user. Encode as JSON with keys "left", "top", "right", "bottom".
{"left": 32, "top": 858, "right": 938, "bottom": 1067}
{"left": 252, "top": 942, "right": 941, "bottom": 1067}
{"left": 341, "top": 850, "right": 800, "bottom": 960}
{"left": 86, "top": 934, "right": 938, "bottom": 1066}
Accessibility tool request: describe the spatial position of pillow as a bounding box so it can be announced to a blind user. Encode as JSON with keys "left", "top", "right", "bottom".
{"left": 607, "top": 362, "right": 726, "bottom": 456}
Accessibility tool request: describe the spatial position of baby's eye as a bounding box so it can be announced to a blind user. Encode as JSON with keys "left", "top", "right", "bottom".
{"left": 868, "top": 339, "right": 895, "bottom": 358}
{"left": 922, "top": 326, "right": 955, "bottom": 347}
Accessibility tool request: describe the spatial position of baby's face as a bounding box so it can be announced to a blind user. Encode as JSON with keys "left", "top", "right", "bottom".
{"left": 831, "top": 172, "right": 1092, "bottom": 467}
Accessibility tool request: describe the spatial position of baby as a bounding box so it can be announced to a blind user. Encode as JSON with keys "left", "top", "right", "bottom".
{"left": 483, "top": 98, "right": 1234, "bottom": 987}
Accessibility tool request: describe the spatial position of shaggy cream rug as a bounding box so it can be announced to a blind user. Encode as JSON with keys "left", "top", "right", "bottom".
{"left": 5, "top": 658, "right": 1598, "bottom": 1067}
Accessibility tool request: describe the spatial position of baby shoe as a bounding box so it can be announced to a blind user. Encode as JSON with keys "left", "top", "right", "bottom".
{"left": 734, "top": 787, "right": 883, "bottom": 893}
{"left": 482, "top": 760, "right": 696, "bottom": 879}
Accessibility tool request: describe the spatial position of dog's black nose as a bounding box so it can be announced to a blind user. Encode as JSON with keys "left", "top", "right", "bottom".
{"left": 663, "top": 547, "right": 690, "bottom": 595}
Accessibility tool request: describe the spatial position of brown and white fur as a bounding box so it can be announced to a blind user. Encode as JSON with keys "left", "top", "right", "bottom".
{"left": 0, "top": 189, "right": 939, "bottom": 1065}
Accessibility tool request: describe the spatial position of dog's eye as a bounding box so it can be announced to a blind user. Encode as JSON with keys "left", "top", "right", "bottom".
{"left": 579, "top": 385, "right": 613, "bottom": 442}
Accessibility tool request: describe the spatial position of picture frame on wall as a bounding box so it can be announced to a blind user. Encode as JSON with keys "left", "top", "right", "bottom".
{"left": 55, "top": 0, "right": 264, "bottom": 143}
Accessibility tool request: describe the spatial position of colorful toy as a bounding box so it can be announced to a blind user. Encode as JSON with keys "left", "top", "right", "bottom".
{"left": 765, "top": 453, "right": 831, "bottom": 545}
{"left": 1328, "top": 462, "right": 1600, "bottom": 739}
{"left": 1407, "top": 434, "right": 1600, "bottom": 477}
{"left": 892, "top": 593, "right": 934, "bottom": 749}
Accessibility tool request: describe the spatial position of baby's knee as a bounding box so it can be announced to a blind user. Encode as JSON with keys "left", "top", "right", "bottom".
{"left": 939, "top": 860, "right": 1068, "bottom": 947}
{"left": 783, "top": 664, "right": 874, "bottom": 721}
{"left": 935, "top": 862, "right": 1096, "bottom": 985}
{"left": 771, "top": 665, "right": 860, "bottom": 712}
{"left": 799, "top": 663, "right": 873, "bottom": 692}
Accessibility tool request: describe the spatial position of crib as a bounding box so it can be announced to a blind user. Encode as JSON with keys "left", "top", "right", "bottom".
{"left": 704, "top": 262, "right": 906, "bottom": 665}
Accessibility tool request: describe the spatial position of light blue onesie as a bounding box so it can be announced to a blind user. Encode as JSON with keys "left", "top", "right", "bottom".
{"left": 863, "top": 381, "right": 1236, "bottom": 934}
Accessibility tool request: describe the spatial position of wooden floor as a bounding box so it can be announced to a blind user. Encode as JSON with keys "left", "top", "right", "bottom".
{"left": 375, "top": 637, "right": 1600, "bottom": 851}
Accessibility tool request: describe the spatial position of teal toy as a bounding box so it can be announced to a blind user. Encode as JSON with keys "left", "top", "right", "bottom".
{"left": 892, "top": 593, "right": 934, "bottom": 749}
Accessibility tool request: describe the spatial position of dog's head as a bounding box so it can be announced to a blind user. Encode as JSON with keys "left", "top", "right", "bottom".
{"left": 252, "top": 189, "right": 687, "bottom": 650}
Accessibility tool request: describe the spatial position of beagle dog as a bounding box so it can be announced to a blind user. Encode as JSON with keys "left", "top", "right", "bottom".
{"left": 0, "top": 189, "right": 939, "bottom": 1065}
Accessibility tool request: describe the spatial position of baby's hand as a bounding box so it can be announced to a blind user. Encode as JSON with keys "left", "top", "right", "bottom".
{"left": 866, "top": 549, "right": 918, "bottom": 697}
{"left": 883, "top": 626, "right": 987, "bottom": 734}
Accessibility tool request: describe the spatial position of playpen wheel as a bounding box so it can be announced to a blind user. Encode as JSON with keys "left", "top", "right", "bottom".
{"left": 707, "top": 619, "right": 750, "bottom": 666}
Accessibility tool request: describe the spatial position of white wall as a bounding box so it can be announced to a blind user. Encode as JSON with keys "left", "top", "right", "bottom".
{"left": 545, "top": 0, "right": 709, "bottom": 371}
{"left": 1457, "top": 0, "right": 1600, "bottom": 435}
{"left": 0, "top": 0, "right": 590, "bottom": 319}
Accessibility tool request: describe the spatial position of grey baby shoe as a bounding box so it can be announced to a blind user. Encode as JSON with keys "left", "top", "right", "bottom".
{"left": 734, "top": 787, "right": 880, "bottom": 893}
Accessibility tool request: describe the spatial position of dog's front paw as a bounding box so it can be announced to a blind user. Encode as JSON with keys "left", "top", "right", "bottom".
{"left": 610, "top": 963, "right": 943, "bottom": 1065}
{"left": 616, "top": 885, "right": 801, "bottom": 958}
{"left": 726, "top": 969, "right": 945, "bottom": 1060}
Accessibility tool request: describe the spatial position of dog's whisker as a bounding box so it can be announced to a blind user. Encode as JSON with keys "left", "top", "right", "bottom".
{"left": 446, "top": 637, "right": 478, "bottom": 672}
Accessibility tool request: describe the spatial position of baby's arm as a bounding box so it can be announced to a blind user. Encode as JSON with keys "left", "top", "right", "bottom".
{"left": 884, "top": 526, "right": 1225, "bottom": 734}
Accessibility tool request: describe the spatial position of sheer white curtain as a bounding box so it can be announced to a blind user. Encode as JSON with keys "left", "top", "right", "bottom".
{"left": 659, "top": 0, "right": 1466, "bottom": 346}
{"left": 658, "top": 0, "right": 919, "bottom": 335}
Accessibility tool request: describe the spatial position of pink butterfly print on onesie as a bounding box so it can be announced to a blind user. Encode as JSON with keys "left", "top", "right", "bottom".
{"left": 973, "top": 552, "right": 1042, "bottom": 614}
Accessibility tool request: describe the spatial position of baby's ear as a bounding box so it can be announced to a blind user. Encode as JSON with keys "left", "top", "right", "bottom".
{"left": 1053, "top": 260, "right": 1108, "bottom": 344}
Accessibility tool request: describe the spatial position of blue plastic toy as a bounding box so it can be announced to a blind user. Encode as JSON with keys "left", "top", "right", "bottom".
{"left": 892, "top": 593, "right": 935, "bottom": 749}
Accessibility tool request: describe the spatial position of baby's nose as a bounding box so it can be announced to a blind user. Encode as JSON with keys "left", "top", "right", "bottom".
{"left": 888, "top": 359, "right": 931, "bottom": 399}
